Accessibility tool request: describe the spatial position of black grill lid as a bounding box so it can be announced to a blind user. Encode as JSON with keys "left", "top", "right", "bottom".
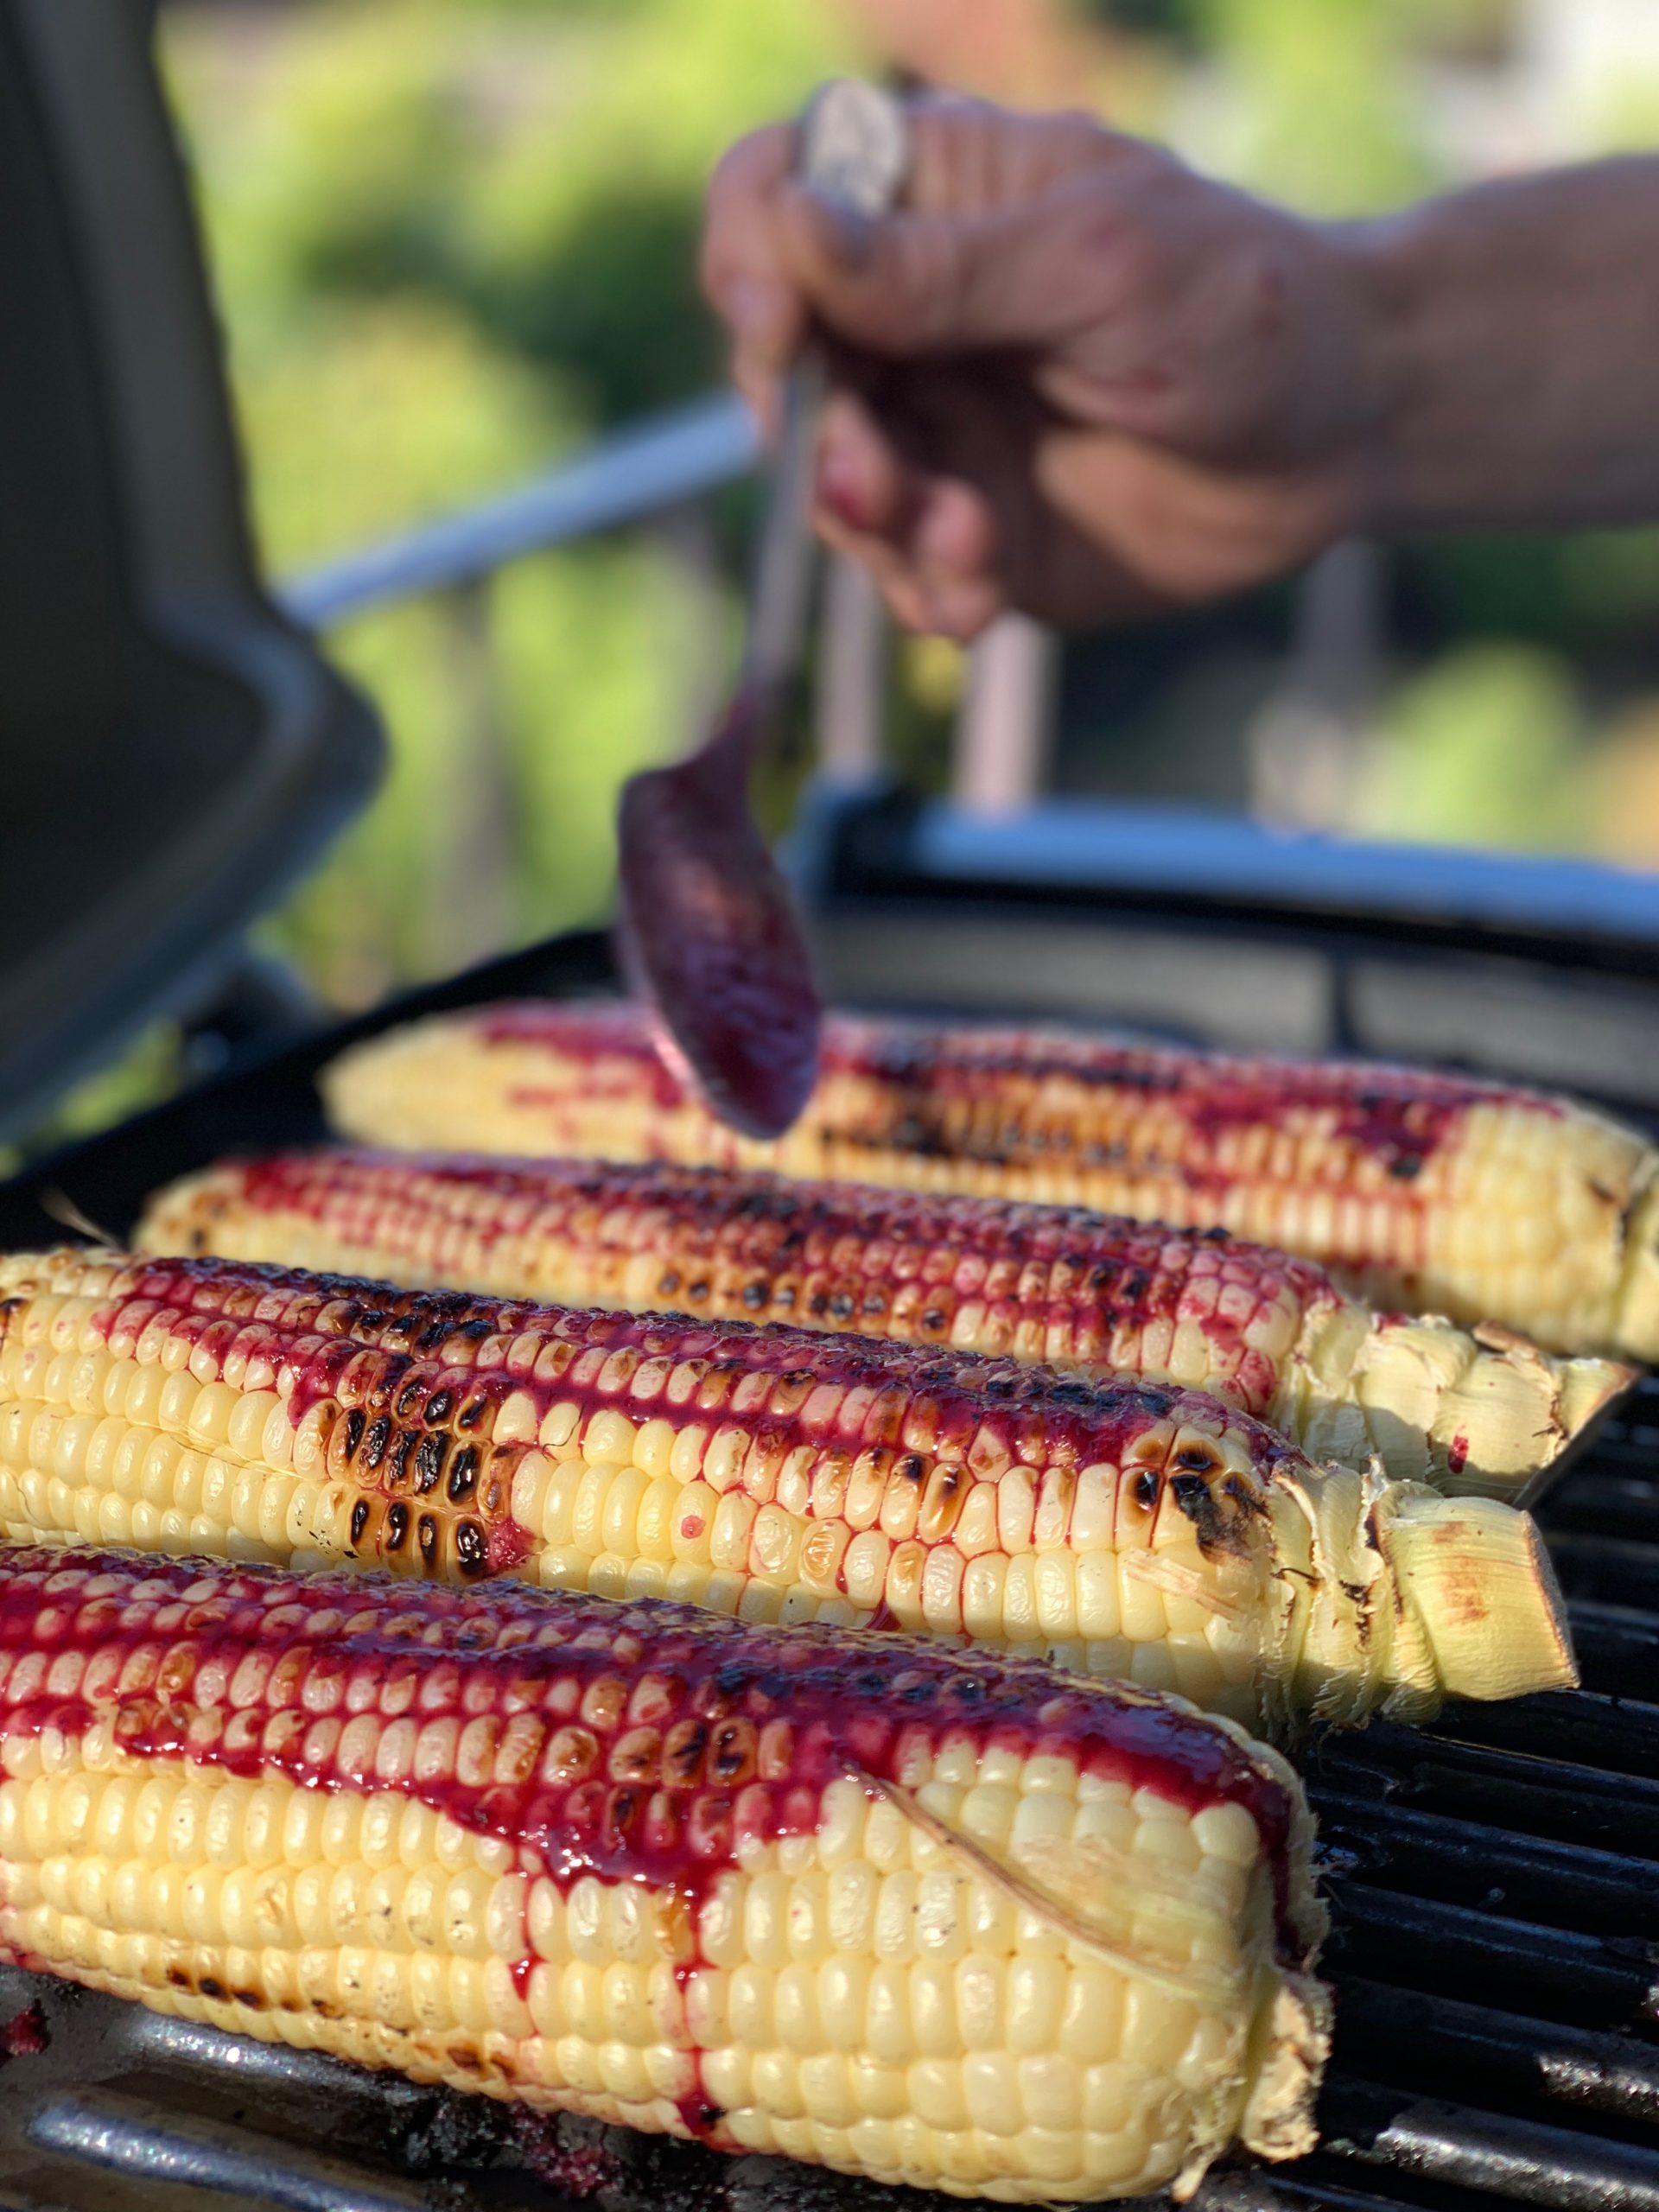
{"left": 0, "top": 0, "right": 381, "bottom": 1146}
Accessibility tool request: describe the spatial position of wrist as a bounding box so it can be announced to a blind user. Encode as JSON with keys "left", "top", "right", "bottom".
{"left": 1315, "top": 211, "right": 1424, "bottom": 540}
{"left": 1314, "top": 164, "right": 1659, "bottom": 537}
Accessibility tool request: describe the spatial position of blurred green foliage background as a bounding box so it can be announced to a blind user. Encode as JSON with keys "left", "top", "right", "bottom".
{"left": 162, "top": 0, "right": 857, "bottom": 1012}
{"left": 147, "top": 0, "right": 1659, "bottom": 1026}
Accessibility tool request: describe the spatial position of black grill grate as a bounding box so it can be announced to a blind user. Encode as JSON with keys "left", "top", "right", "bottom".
{"left": 0, "top": 926, "right": 1654, "bottom": 2211}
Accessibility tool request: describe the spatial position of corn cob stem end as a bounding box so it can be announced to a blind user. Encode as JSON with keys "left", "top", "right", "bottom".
{"left": 1373, "top": 1484, "right": 1576, "bottom": 1709}
{"left": 1266, "top": 1465, "right": 1575, "bottom": 1732}
{"left": 1224, "top": 1972, "right": 1332, "bottom": 2187}
{"left": 1347, "top": 1312, "right": 1634, "bottom": 1502}
{"left": 1615, "top": 1174, "right": 1659, "bottom": 1363}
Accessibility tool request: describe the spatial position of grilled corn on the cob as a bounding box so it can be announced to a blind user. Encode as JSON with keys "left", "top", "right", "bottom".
{"left": 322, "top": 1002, "right": 1659, "bottom": 1359}
{"left": 0, "top": 1546, "right": 1329, "bottom": 2202}
{"left": 0, "top": 1247, "right": 1573, "bottom": 1737}
{"left": 141, "top": 1150, "right": 1630, "bottom": 1502}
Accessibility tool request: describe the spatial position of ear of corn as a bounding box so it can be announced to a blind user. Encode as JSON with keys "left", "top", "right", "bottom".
{"left": 321, "top": 1001, "right": 1659, "bottom": 1361}
{"left": 0, "top": 1248, "right": 1575, "bottom": 1737}
{"left": 0, "top": 1546, "right": 1328, "bottom": 2202}
{"left": 138, "top": 1149, "right": 1631, "bottom": 1502}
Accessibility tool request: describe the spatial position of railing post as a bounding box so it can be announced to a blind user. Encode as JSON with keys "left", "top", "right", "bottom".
{"left": 426, "top": 578, "right": 518, "bottom": 975}
{"left": 814, "top": 555, "right": 888, "bottom": 787}
{"left": 952, "top": 612, "right": 1058, "bottom": 814}
{"left": 1247, "top": 537, "right": 1384, "bottom": 827}
{"left": 281, "top": 396, "right": 757, "bottom": 632}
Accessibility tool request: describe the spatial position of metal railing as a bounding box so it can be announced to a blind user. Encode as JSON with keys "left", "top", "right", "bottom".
{"left": 277, "top": 389, "right": 1058, "bottom": 817}
{"left": 279, "top": 395, "right": 758, "bottom": 632}
{"left": 274, "top": 388, "right": 1659, "bottom": 954}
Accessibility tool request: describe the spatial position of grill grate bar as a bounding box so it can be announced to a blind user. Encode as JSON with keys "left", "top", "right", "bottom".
{"left": 1316, "top": 2076, "right": 1659, "bottom": 2212}
{"left": 1546, "top": 1537, "right": 1659, "bottom": 1614}
{"left": 1544, "top": 1477, "right": 1659, "bottom": 1544}
{"left": 1334, "top": 1980, "right": 1659, "bottom": 2129}
{"left": 1307, "top": 1789, "right": 1659, "bottom": 1937}
{"left": 1426, "top": 1693, "right": 1659, "bottom": 1780}
{"left": 1321, "top": 1884, "right": 1659, "bottom": 2030}
{"left": 32, "top": 2040, "right": 1659, "bottom": 2212}
{"left": 1191, "top": 2173, "right": 1493, "bottom": 2212}
{"left": 1561, "top": 1601, "right": 1659, "bottom": 1698}
{"left": 1310, "top": 1730, "right": 1659, "bottom": 1859}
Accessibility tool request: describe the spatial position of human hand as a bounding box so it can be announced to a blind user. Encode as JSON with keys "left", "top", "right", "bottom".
{"left": 701, "top": 95, "right": 1383, "bottom": 637}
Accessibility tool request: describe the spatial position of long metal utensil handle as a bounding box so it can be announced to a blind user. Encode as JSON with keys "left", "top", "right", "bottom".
{"left": 741, "top": 79, "right": 909, "bottom": 702}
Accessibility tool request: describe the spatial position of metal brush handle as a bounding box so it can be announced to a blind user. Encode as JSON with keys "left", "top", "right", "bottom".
{"left": 742, "top": 80, "right": 910, "bottom": 702}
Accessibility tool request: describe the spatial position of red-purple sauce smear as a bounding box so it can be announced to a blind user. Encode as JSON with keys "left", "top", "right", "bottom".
{"left": 225, "top": 1153, "right": 1333, "bottom": 1418}
{"left": 511, "top": 2113, "right": 623, "bottom": 2199}
{"left": 91, "top": 1255, "right": 1306, "bottom": 1503}
{"left": 480, "top": 1005, "right": 686, "bottom": 1112}
{"left": 466, "top": 1001, "right": 1560, "bottom": 1180}
{"left": 842, "top": 1026, "right": 1557, "bottom": 1184}
{"left": 0, "top": 1550, "right": 1303, "bottom": 2138}
{"left": 0, "top": 2002, "right": 47, "bottom": 2059}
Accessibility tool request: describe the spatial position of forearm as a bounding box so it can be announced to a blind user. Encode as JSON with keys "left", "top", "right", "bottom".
{"left": 1350, "top": 158, "right": 1659, "bottom": 534}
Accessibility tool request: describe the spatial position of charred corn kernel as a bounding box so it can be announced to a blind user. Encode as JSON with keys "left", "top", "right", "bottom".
{"left": 0, "top": 1546, "right": 1327, "bottom": 2202}
{"left": 140, "top": 1148, "right": 1623, "bottom": 1501}
{"left": 321, "top": 1001, "right": 1659, "bottom": 1361}
{"left": 0, "top": 1249, "right": 1574, "bottom": 1738}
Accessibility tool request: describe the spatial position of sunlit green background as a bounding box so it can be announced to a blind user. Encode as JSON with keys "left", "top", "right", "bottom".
{"left": 39, "top": 0, "right": 1659, "bottom": 1145}
{"left": 162, "top": 0, "right": 860, "bottom": 1012}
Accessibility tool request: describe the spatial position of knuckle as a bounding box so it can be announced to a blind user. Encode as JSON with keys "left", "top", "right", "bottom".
{"left": 905, "top": 92, "right": 999, "bottom": 208}
{"left": 708, "top": 123, "right": 789, "bottom": 201}
{"left": 908, "top": 87, "right": 989, "bottom": 140}
{"left": 1065, "top": 185, "right": 1162, "bottom": 313}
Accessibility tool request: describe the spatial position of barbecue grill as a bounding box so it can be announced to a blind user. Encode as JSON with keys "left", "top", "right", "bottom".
{"left": 10, "top": 7, "right": 1659, "bottom": 2209}
{"left": 0, "top": 907, "right": 1655, "bottom": 2212}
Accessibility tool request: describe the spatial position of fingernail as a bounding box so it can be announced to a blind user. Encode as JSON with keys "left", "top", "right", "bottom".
{"left": 916, "top": 512, "right": 964, "bottom": 573}
{"left": 915, "top": 588, "right": 950, "bottom": 637}
{"left": 817, "top": 439, "right": 871, "bottom": 532}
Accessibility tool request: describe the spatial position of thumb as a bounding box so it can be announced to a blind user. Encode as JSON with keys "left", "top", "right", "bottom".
{"left": 775, "top": 179, "right": 1090, "bottom": 359}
